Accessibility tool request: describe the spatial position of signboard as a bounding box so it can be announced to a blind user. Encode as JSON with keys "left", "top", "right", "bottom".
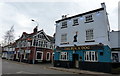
{"left": 36, "top": 48, "right": 44, "bottom": 51}
{"left": 111, "top": 48, "right": 120, "bottom": 51}
{"left": 57, "top": 45, "right": 103, "bottom": 50}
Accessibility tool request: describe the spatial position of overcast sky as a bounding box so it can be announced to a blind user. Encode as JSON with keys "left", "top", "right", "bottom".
{"left": 0, "top": 0, "right": 119, "bottom": 44}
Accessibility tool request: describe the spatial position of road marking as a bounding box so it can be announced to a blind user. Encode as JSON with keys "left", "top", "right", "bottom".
{"left": 16, "top": 71, "right": 36, "bottom": 74}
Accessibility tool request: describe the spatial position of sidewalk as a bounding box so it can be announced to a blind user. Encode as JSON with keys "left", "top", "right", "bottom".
{"left": 46, "top": 67, "right": 115, "bottom": 76}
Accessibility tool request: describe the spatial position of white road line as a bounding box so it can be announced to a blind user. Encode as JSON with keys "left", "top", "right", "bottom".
{"left": 16, "top": 71, "right": 36, "bottom": 74}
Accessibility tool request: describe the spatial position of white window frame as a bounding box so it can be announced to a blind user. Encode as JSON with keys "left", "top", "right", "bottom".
{"left": 85, "top": 15, "right": 93, "bottom": 22}
{"left": 73, "top": 18, "right": 79, "bottom": 25}
{"left": 86, "top": 29, "right": 94, "bottom": 41}
{"left": 84, "top": 51, "right": 98, "bottom": 62}
{"left": 46, "top": 52, "right": 51, "bottom": 61}
{"left": 60, "top": 52, "right": 68, "bottom": 61}
{"left": 36, "top": 51, "right": 43, "bottom": 60}
{"left": 61, "top": 21, "right": 67, "bottom": 28}
{"left": 61, "top": 34, "right": 67, "bottom": 42}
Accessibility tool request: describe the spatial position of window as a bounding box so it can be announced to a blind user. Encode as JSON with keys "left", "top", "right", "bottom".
{"left": 84, "top": 51, "right": 98, "bottom": 62}
{"left": 73, "top": 19, "right": 79, "bottom": 26}
{"left": 61, "top": 21, "right": 67, "bottom": 28}
{"left": 36, "top": 51, "right": 43, "bottom": 60}
{"left": 60, "top": 52, "right": 68, "bottom": 61}
{"left": 86, "top": 29, "right": 94, "bottom": 40}
{"left": 46, "top": 52, "right": 50, "bottom": 61}
{"left": 61, "top": 34, "right": 67, "bottom": 42}
{"left": 85, "top": 15, "right": 93, "bottom": 23}
{"left": 100, "top": 52, "right": 103, "bottom": 56}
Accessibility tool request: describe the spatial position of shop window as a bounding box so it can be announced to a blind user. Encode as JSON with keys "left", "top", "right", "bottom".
{"left": 60, "top": 52, "right": 68, "bottom": 61}
{"left": 112, "top": 53, "right": 119, "bottom": 62}
{"left": 46, "top": 52, "right": 50, "bottom": 61}
{"left": 84, "top": 51, "right": 98, "bottom": 62}
{"left": 36, "top": 51, "right": 43, "bottom": 60}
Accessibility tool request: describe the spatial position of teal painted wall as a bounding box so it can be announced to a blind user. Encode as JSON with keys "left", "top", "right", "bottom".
{"left": 54, "top": 46, "right": 111, "bottom": 62}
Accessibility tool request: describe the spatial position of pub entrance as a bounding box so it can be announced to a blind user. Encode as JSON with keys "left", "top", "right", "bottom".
{"left": 73, "top": 54, "right": 79, "bottom": 68}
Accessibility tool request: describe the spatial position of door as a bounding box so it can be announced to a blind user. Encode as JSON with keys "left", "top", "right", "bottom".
{"left": 73, "top": 54, "right": 79, "bottom": 68}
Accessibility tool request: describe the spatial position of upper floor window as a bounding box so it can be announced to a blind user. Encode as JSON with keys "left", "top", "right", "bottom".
{"left": 61, "top": 34, "right": 67, "bottom": 42}
{"left": 85, "top": 15, "right": 94, "bottom": 23}
{"left": 73, "top": 19, "right": 79, "bottom": 26}
{"left": 84, "top": 51, "right": 98, "bottom": 62}
{"left": 86, "top": 29, "right": 94, "bottom": 41}
{"left": 61, "top": 21, "right": 67, "bottom": 28}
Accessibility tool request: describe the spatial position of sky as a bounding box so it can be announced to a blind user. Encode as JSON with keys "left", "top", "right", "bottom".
{"left": 0, "top": 0, "right": 119, "bottom": 44}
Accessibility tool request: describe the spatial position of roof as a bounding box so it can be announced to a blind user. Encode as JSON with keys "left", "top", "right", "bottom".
{"left": 16, "top": 29, "right": 54, "bottom": 43}
{"left": 56, "top": 8, "right": 104, "bottom": 23}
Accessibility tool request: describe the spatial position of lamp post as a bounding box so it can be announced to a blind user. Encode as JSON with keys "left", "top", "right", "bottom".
{"left": 31, "top": 19, "right": 39, "bottom": 64}
{"left": 31, "top": 19, "right": 39, "bottom": 27}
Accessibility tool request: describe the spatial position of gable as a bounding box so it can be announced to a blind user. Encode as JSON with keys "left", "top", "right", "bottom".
{"left": 33, "top": 30, "right": 50, "bottom": 42}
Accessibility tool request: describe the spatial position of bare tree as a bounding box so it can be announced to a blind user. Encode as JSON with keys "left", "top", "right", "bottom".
{"left": 3, "top": 25, "right": 15, "bottom": 45}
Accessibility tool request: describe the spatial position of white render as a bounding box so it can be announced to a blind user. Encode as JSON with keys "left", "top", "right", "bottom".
{"left": 55, "top": 3, "right": 110, "bottom": 47}
{"left": 110, "top": 31, "right": 120, "bottom": 48}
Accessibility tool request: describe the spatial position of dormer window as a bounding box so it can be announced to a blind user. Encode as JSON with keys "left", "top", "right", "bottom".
{"left": 85, "top": 15, "right": 94, "bottom": 23}
{"left": 61, "top": 21, "right": 67, "bottom": 28}
{"left": 73, "top": 19, "right": 79, "bottom": 26}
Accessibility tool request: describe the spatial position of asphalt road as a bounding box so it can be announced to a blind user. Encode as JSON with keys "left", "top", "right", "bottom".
{"left": 2, "top": 59, "right": 75, "bottom": 74}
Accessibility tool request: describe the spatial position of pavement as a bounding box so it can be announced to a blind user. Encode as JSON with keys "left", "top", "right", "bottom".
{"left": 46, "top": 67, "right": 117, "bottom": 76}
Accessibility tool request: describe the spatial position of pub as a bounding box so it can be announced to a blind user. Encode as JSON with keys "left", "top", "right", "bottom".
{"left": 54, "top": 3, "right": 112, "bottom": 73}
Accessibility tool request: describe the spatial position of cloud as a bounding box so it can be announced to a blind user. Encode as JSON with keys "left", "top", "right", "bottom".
{"left": 0, "top": 0, "right": 119, "bottom": 44}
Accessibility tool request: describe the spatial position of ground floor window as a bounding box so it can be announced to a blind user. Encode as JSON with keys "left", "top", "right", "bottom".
{"left": 46, "top": 52, "right": 50, "bottom": 61}
{"left": 36, "top": 51, "right": 43, "bottom": 60}
{"left": 60, "top": 52, "right": 68, "bottom": 61}
{"left": 84, "top": 51, "right": 98, "bottom": 62}
{"left": 112, "top": 53, "right": 119, "bottom": 62}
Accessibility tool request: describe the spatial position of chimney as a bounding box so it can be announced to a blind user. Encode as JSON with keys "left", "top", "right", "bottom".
{"left": 33, "top": 26, "right": 38, "bottom": 33}
{"left": 101, "top": 2, "right": 106, "bottom": 8}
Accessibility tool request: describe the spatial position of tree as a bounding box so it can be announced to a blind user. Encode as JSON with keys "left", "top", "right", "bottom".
{"left": 3, "top": 25, "right": 15, "bottom": 45}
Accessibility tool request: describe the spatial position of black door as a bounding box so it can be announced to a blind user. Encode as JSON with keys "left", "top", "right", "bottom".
{"left": 73, "top": 54, "right": 79, "bottom": 68}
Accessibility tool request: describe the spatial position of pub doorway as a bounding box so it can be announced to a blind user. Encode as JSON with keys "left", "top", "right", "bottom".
{"left": 73, "top": 54, "right": 79, "bottom": 68}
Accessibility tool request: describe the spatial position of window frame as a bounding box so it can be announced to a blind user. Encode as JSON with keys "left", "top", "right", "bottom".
{"left": 85, "top": 15, "right": 94, "bottom": 23}
{"left": 61, "top": 21, "right": 67, "bottom": 28}
{"left": 60, "top": 52, "right": 68, "bottom": 61}
{"left": 36, "top": 51, "right": 43, "bottom": 60}
{"left": 86, "top": 29, "right": 94, "bottom": 41}
{"left": 46, "top": 52, "right": 51, "bottom": 61}
{"left": 73, "top": 18, "right": 79, "bottom": 26}
{"left": 84, "top": 51, "right": 98, "bottom": 62}
{"left": 61, "top": 33, "right": 67, "bottom": 43}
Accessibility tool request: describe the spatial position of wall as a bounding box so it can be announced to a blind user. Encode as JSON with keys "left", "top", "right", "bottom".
{"left": 110, "top": 31, "right": 120, "bottom": 48}
{"left": 55, "top": 7, "right": 110, "bottom": 47}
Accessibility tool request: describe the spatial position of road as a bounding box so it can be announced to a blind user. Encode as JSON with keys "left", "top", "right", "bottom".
{"left": 2, "top": 59, "right": 115, "bottom": 76}
{"left": 2, "top": 59, "right": 76, "bottom": 74}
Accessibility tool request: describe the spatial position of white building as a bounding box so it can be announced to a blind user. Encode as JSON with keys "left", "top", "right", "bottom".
{"left": 54, "top": 3, "right": 112, "bottom": 73}
{"left": 110, "top": 31, "right": 120, "bottom": 62}
{"left": 55, "top": 3, "right": 110, "bottom": 47}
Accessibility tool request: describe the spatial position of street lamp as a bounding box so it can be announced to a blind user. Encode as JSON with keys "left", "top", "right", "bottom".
{"left": 31, "top": 19, "right": 39, "bottom": 64}
{"left": 31, "top": 19, "right": 39, "bottom": 27}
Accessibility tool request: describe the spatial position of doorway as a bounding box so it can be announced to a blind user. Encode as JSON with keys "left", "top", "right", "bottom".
{"left": 73, "top": 54, "right": 79, "bottom": 68}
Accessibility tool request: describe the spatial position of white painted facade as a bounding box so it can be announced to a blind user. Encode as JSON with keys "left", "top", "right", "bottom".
{"left": 55, "top": 3, "right": 110, "bottom": 47}
{"left": 110, "top": 31, "right": 120, "bottom": 62}
{"left": 110, "top": 31, "right": 120, "bottom": 48}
